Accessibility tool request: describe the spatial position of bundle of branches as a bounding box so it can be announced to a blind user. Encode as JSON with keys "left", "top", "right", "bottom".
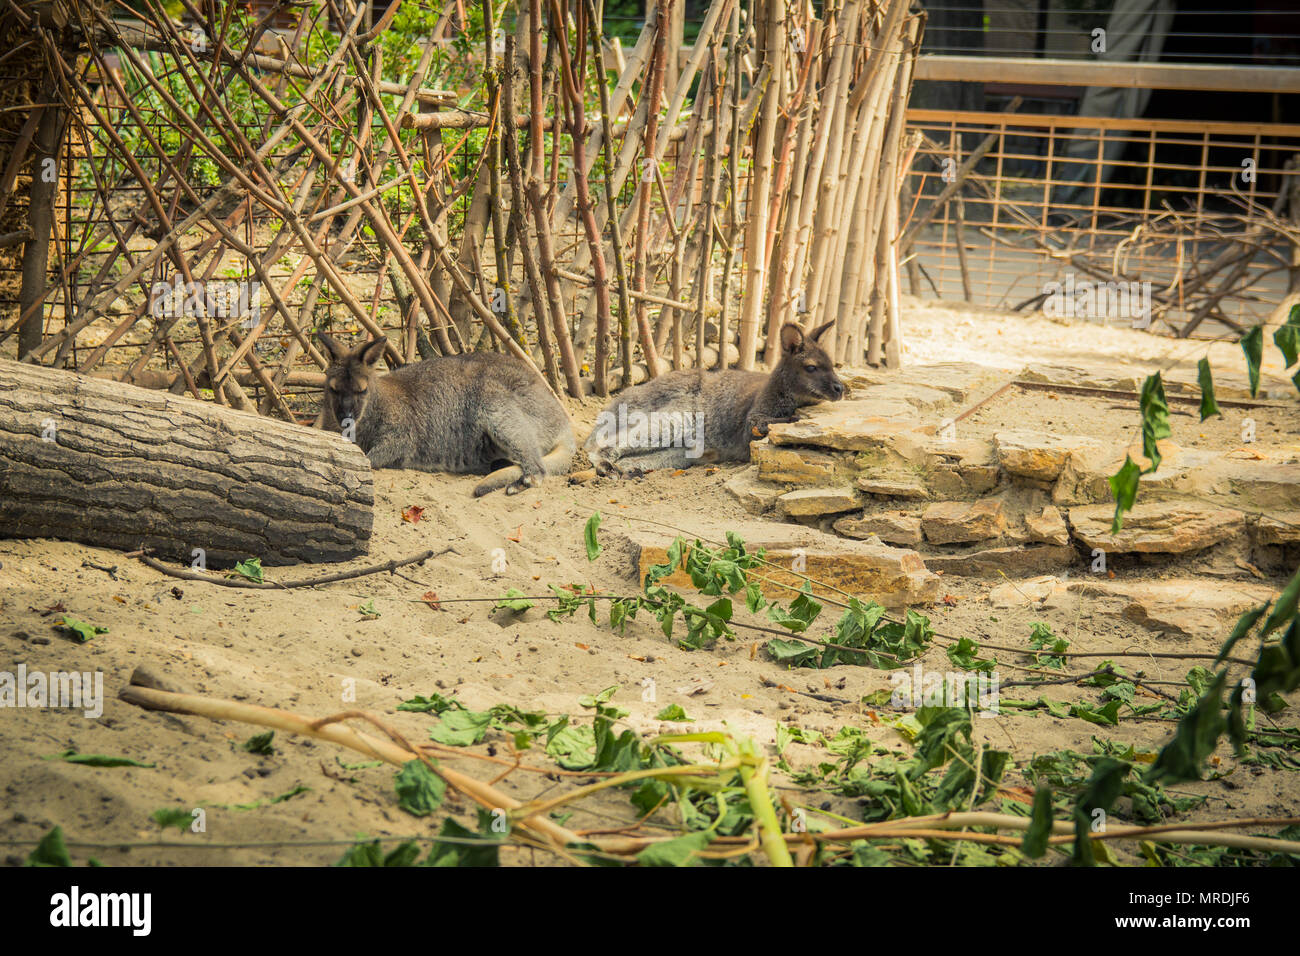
{"left": 1, "top": 0, "right": 921, "bottom": 417}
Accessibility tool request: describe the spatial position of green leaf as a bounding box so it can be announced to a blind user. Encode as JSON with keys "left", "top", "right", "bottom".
{"left": 429, "top": 707, "right": 494, "bottom": 747}
{"left": 765, "top": 637, "right": 820, "bottom": 667}
{"left": 578, "top": 685, "right": 619, "bottom": 708}
{"left": 358, "top": 598, "right": 380, "bottom": 619}
{"left": 398, "top": 692, "right": 458, "bottom": 714}
{"left": 1275, "top": 324, "right": 1300, "bottom": 370}
{"left": 493, "top": 588, "right": 534, "bottom": 613}
{"left": 150, "top": 807, "right": 193, "bottom": 833}
{"left": 1196, "top": 357, "right": 1221, "bottom": 421}
{"left": 242, "top": 731, "right": 275, "bottom": 755}
{"left": 44, "top": 750, "right": 155, "bottom": 768}
{"left": 766, "top": 587, "right": 823, "bottom": 634}
{"left": 946, "top": 637, "right": 996, "bottom": 673}
{"left": 26, "top": 826, "right": 72, "bottom": 867}
{"left": 231, "top": 558, "right": 264, "bottom": 583}
{"left": 1108, "top": 455, "right": 1141, "bottom": 533}
{"left": 1072, "top": 699, "right": 1122, "bottom": 727}
{"left": 394, "top": 759, "right": 446, "bottom": 816}
{"left": 335, "top": 839, "right": 423, "bottom": 867}
{"left": 1071, "top": 757, "right": 1129, "bottom": 866}
{"left": 654, "top": 704, "right": 692, "bottom": 721}
{"left": 1022, "top": 788, "right": 1055, "bottom": 858}
{"left": 55, "top": 616, "right": 108, "bottom": 643}
{"left": 1217, "top": 603, "right": 1269, "bottom": 664}
{"left": 1138, "top": 373, "right": 1171, "bottom": 473}
{"left": 584, "top": 511, "right": 602, "bottom": 561}
{"left": 1241, "top": 324, "right": 1264, "bottom": 397}
{"left": 1148, "top": 670, "right": 1229, "bottom": 784}
{"left": 636, "top": 830, "right": 710, "bottom": 867}
{"left": 425, "top": 812, "right": 505, "bottom": 867}
{"left": 1259, "top": 565, "right": 1300, "bottom": 640}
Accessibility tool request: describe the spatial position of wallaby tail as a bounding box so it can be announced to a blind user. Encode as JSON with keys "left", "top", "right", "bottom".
{"left": 472, "top": 439, "right": 573, "bottom": 497}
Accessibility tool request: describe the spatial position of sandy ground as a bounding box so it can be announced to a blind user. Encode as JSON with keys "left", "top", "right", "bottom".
{"left": 1, "top": 299, "right": 1297, "bottom": 866}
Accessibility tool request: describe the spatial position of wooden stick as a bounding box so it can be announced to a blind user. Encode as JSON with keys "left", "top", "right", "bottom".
{"left": 136, "top": 547, "right": 453, "bottom": 590}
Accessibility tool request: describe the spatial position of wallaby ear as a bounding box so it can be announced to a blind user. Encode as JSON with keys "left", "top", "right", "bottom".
{"left": 810, "top": 320, "right": 836, "bottom": 344}
{"left": 317, "top": 332, "right": 347, "bottom": 365}
{"left": 778, "top": 323, "right": 806, "bottom": 354}
{"left": 359, "top": 338, "right": 387, "bottom": 367}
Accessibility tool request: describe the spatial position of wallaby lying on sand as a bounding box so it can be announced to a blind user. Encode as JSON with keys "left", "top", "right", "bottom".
{"left": 585, "top": 321, "right": 845, "bottom": 476}
{"left": 318, "top": 334, "right": 575, "bottom": 496}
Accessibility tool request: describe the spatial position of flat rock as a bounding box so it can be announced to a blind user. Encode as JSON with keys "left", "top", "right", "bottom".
{"left": 1052, "top": 442, "right": 1214, "bottom": 505}
{"left": 922, "top": 499, "right": 1007, "bottom": 544}
{"left": 724, "top": 467, "right": 780, "bottom": 514}
{"left": 841, "top": 363, "right": 1000, "bottom": 403}
{"left": 778, "top": 487, "right": 862, "bottom": 517}
{"left": 995, "top": 431, "right": 1104, "bottom": 482}
{"left": 751, "top": 443, "right": 842, "bottom": 486}
{"left": 834, "top": 511, "right": 923, "bottom": 546}
{"left": 1018, "top": 363, "right": 1141, "bottom": 393}
{"left": 1068, "top": 502, "right": 1246, "bottom": 554}
{"left": 1025, "top": 506, "right": 1070, "bottom": 547}
{"left": 1256, "top": 512, "right": 1300, "bottom": 545}
{"left": 924, "top": 545, "right": 1075, "bottom": 577}
{"left": 766, "top": 405, "right": 920, "bottom": 452}
{"left": 609, "top": 520, "right": 940, "bottom": 609}
{"left": 1208, "top": 457, "right": 1300, "bottom": 510}
{"left": 857, "top": 475, "right": 931, "bottom": 500}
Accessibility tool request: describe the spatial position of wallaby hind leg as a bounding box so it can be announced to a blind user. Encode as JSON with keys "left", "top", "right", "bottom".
{"left": 473, "top": 434, "right": 571, "bottom": 497}
{"left": 603, "top": 446, "right": 695, "bottom": 477}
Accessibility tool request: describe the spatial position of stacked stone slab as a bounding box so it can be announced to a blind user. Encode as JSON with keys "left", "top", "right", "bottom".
{"left": 725, "top": 361, "right": 1300, "bottom": 577}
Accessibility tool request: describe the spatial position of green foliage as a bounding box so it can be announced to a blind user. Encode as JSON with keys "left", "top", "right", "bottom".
{"left": 26, "top": 826, "right": 73, "bottom": 867}
{"left": 43, "top": 750, "right": 155, "bottom": 768}
{"left": 494, "top": 588, "right": 535, "bottom": 613}
{"left": 150, "top": 807, "right": 194, "bottom": 833}
{"left": 336, "top": 812, "right": 505, "bottom": 867}
{"left": 242, "top": 731, "right": 275, "bottom": 756}
{"left": 584, "top": 512, "right": 603, "bottom": 560}
{"left": 55, "top": 616, "right": 107, "bottom": 643}
{"left": 230, "top": 558, "right": 264, "bottom": 583}
{"left": 1028, "top": 622, "right": 1069, "bottom": 669}
{"left": 1241, "top": 324, "right": 1264, "bottom": 397}
{"left": 1148, "top": 565, "right": 1300, "bottom": 786}
{"left": 1196, "top": 358, "right": 1221, "bottom": 421}
{"left": 394, "top": 760, "right": 446, "bottom": 817}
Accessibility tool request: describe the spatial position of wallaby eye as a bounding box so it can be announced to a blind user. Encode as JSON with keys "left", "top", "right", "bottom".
{"left": 804, "top": 364, "right": 819, "bottom": 373}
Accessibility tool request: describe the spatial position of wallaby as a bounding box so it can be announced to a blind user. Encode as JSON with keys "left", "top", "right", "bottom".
{"left": 318, "top": 334, "right": 575, "bottom": 496}
{"left": 585, "top": 321, "right": 845, "bottom": 476}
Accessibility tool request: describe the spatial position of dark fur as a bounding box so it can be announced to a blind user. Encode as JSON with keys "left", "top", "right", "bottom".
{"left": 318, "top": 334, "right": 575, "bottom": 496}
{"left": 584, "top": 321, "right": 845, "bottom": 475}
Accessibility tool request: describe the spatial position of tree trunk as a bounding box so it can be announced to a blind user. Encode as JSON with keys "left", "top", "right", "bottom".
{"left": 0, "top": 360, "right": 373, "bottom": 565}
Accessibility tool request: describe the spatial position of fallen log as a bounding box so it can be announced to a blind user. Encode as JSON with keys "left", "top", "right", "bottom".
{"left": 0, "top": 359, "right": 372, "bottom": 565}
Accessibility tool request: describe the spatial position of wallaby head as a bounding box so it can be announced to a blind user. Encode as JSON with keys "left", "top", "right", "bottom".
{"left": 771, "top": 321, "right": 846, "bottom": 404}
{"left": 318, "top": 333, "right": 387, "bottom": 426}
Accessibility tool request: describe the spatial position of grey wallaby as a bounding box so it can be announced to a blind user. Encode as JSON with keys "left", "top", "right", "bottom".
{"left": 318, "top": 334, "right": 575, "bottom": 496}
{"left": 585, "top": 321, "right": 846, "bottom": 475}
